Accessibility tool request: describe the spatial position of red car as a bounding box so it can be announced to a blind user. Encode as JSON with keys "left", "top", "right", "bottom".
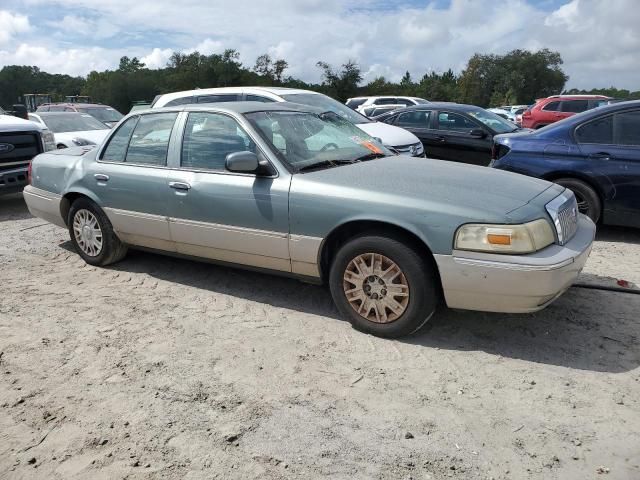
{"left": 521, "top": 95, "right": 610, "bottom": 129}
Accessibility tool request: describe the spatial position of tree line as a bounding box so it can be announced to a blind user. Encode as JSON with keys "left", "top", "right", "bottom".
{"left": 1, "top": 48, "right": 638, "bottom": 114}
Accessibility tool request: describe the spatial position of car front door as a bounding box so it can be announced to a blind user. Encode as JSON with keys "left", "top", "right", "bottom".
{"left": 576, "top": 109, "right": 640, "bottom": 227}
{"left": 91, "top": 112, "right": 179, "bottom": 250}
{"left": 433, "top": 111, "right": 492, "bottom": 165}
{"left": 165, "top": 111, "right": 291, "bottom": 272}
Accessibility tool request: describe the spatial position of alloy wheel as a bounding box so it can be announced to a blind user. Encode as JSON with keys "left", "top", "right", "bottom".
{"left": 72, "top": 209, "right": 103, "bottom": 257}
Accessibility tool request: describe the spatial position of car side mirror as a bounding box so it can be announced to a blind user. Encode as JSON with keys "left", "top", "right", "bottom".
{"left": 470, "top": 128, "right": 487, "bottom": 138}
{"left": 225, "top": 151, "right": 274, "bottom": 176}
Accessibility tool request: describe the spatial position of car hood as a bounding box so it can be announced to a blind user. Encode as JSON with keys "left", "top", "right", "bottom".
{"left": 54, "top": 129, "right": 110, "bottom": 145}
{"left": 0, "top": 114, "right": 43, "bottom": 132}
{"left": 356, "top": 122, "right": 419, "bottom": 147}
{"left": 293, "top": 156, "right": 561, "bottom": 220}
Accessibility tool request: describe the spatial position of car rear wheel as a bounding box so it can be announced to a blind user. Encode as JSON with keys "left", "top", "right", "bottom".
{"left": 329, "top": 234, "right": 439, "bottom": 338}
{"left": 68, "top": 198, "right": 128, "bottom": 266}
{"left": 554, "top": 178, "right": 601, "bottom": 223}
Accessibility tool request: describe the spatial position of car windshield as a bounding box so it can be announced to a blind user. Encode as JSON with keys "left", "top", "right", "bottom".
{"left": 77, "top": 107, "right": 123, "bottom": 123}
{"left": 40, "top": 113, "right": 109, "bottom": 133}
{"left": 280, "top": 93, "right": 372, "bottom": 124}
{"left": 246, "top": 110, "right": 392, "bottom": 172}
{"left": 468, "top": 109, "right": 518, "bottom": 133}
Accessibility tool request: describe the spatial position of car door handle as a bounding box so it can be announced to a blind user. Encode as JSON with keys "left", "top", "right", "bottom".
{"left": 435, "top": 136, "right": 446, "bottom": 143}
{"left": 169, "top": 181, "right": 191, "bottom": 191}
{"left": 94, "top": 174, "right": 109, "bottom": 182}
{"left": 590, "top": 152, "right": 611, "bottom": 161}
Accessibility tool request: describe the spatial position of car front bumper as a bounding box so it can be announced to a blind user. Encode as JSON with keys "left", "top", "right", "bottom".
{"left": 0, "top": 166, "right": 29, "bottom": 196}
{"left": 434, "top": 215, "right": 596, "bottom": 313}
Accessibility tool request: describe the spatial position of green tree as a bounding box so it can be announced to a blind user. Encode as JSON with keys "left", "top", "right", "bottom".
{"left": 316, "top": 60, "right": 362, "bottom": 102}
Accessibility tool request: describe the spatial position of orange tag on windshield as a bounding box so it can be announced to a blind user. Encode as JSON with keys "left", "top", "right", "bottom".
{"left": 361, "top": 141, "right": 383, "bottom": 154}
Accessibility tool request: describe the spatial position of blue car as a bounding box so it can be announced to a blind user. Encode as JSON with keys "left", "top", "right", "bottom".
{"left": 491, "top": 100, "right": 640, "bottom": 228}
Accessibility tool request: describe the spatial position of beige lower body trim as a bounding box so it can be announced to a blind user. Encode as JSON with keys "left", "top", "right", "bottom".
{"left": 104, "top": 207, "right": 172, "bottom": 242}
{"left": 289, "top": 234, "right": 323, "bottom": 277}
{"left": 22, "top": 186, "right": 66, "bottom": 228}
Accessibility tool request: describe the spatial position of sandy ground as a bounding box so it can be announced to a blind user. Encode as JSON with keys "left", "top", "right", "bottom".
{"left": 0, "top": 192, "right": 639, "bottom": 480}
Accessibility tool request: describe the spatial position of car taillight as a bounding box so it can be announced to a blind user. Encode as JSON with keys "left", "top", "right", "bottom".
{"left": 491, "top": 143, "right": 497, "bottom": 160}
{"left": 27, "top": 161, "right": 32, "bottom": 185}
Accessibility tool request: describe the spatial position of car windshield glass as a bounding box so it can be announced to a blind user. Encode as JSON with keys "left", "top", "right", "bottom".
{"left": 246, "top": 110, "right": 392, "bottom": 172}
{"left": 77, "top": 107, "right": 123, "bottom": 123}
{"left": 280, "top": 93, "right": 372, "bottom": 124}
{"left": 40, "top": 114, "right": 109, "bottom": 133}
{"left": 468, "top": 109, "right": 517, "bottom": 133}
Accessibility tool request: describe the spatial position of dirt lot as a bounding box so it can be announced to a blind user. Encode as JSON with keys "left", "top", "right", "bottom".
{"left": 1, "top": 193, "right": 639, "bottom": 480}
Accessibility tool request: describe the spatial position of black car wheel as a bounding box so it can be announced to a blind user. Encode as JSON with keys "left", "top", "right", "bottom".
{"left": 329, "top": 234, "right": 439, "bottom": 338}
{"left": 555, "top": 178, "right": 601, "bottom": 223}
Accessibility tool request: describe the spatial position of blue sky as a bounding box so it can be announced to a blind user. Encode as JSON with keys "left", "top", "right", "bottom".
{"left": 1, "top": 0, "right": 639, "bottom": 89}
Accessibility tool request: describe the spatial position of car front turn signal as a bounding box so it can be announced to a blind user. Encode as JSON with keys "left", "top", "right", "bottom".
{"left": 454, "top": 219, "right": 555, "bottom": 254}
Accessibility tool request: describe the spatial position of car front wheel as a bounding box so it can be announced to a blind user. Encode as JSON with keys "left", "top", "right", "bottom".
{"left": 68, "top": 198, "right": 128, "bottom": 266}
{"left": 555, "top": 177, "right": 601, "bottom": 223}
{"left": 329, "top": 234, "right": 439, "bottom": 338}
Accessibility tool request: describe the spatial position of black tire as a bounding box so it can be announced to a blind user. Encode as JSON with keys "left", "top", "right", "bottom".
{"left": 329, "top": 234, "right": 439, "bottom": 338}
{"left": 554, "top": 177, "right": 601, "bottom": 223}
{"left": 67, "top": 198, "right": 128, "bottom": 266}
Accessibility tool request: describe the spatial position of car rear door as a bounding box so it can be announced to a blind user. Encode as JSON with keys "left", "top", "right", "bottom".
{"left": 576, "top": 109, "right": 640, "bottom": 227}
{"left": 91, "top": 112, "right": 178, "bottom": 249}
{"left": 432, "top": 111, "right": 491, "bottom": 165}
{"left": 392, "top": 109, "right": 434, "bottom": 153}
{"left": 165, "top": 111, "right": 291, "bottom": 272}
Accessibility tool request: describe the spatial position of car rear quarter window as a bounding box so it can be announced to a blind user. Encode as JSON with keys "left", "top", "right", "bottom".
{"left": 396, "top": 110, "right": 431, "bottom": 127}
{"left": 562, "top": 100, "right": 589, "bottom": 113}
{"left": 614, "top": 110, "right": 640, "bottom": 146}
{"left": 181, "top": 112, "right": 256, "bottom": 171}
{"left": 101, "top": 116, "right": 139, "bottom": 162}
{"left": 125, "top": 113, "right": 178, "bottom": 166}
{"left": 542, "top": 101, "right": 561, "bottom": 112}
{"left": 575, "top": 115, "right": 613, "bottom": 144}
{"left": 246, "top": 94, "right": 275, "bottom": 103}
{"left": 196, "top": 94, "right": 239, "bottom": 103}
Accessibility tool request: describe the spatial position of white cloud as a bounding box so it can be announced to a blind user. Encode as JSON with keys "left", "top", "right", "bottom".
{"left": 0, "top": 11, "right": 31, "bottom": 46}
{"left": 0, "top": 0, "right": 639, "bottom": 89}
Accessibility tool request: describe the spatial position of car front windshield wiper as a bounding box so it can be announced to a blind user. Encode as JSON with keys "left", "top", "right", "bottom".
{"left": 353, "top": 152, "right": 387, "bottom": 162}
{"left": 297, "top": 159, "right": 359, "bottom": 173}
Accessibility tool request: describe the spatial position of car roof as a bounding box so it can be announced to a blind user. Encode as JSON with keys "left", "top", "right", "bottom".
{"left": 154, "top": 86, "right": 321, "bottom": 106}
{"left": 40, "top": 103, "right": 108, "bottom": 107}
{"left": 140, "top": 101, "right": 325, "bottom": 116}
{"left": 32, "top": 111, "right": 88, "bottom": 116}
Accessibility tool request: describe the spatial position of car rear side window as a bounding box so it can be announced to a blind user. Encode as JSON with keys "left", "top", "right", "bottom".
{"left": 375, "top": 98, "right": 398, "bottom": 105}
{"left": 125, "top": 113, "right": 178, "bottom": 166}
{"left": 196, "top": 94, "right": 239, "bottom": 103}
{"left": 542, "top": 101, "right": 561, "bottom": 112}
{"left": 575, "top": 115, "right": 613, "bottom": 144}
{"left": 396, "top": 110, "right": 431, "bottom": 127}
{"left": 562, "top": 100, "right": 589, "bottom": 113}
{"left": 101, "top": 116, "right": 139, "bottom": 162}
{"left": 614, "top": 110, "right": 640, "bottom": 146}
{"left": 181, "top": 112, "right": 256, "bottom": 171}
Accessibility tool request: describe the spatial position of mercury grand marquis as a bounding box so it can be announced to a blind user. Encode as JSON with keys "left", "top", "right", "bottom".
{"left": 23, "top": 102, "right": 595, "bottom": 338}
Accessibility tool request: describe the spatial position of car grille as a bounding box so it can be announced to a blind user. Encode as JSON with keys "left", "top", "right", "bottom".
{"left": 545, "top": 191, "right": 579, "bottom": 245}
{"left": 394, "top": 142, "right": 423, "bottom": 157}
{"left": 0, "top": 131, "right": 42, "bottom": 172}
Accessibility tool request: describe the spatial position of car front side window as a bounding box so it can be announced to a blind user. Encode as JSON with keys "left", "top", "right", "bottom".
{"left": 125, "top": 112, "right": 178, "bottom": 166}
{"left": 437, "top": 112, "right": 476, "bottom": 132}
{"left": 181, "top": 112, "right": 256, "bottom": 171}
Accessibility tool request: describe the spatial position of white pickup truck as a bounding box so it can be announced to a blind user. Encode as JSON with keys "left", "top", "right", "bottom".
{"left": 0, "top": 114, "right": 55, "bottom": 196}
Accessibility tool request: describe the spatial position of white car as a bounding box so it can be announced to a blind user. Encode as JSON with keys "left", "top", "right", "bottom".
{"left": 151, "top": 87, "right": 425, "bottom": 157}
{"left": 28, "top": 112, "right": 110, "bottom": 149}
{"left": 347, "top": 96, "right": 429, "bottom": 113}
{"left": 487, "top": 108, "right": 516, "bottom": 122}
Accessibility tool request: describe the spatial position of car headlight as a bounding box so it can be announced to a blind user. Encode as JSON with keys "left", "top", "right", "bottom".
{"left": 454, "top": 219, "right": 555, "bottom": 254}
{"left": 71, "top": 137, "right": 95, "bottom": 146}
{"left": 42, "top": 129, "right": 56, "bottom": 152}
{"left": 410, "top": 142, "right": 424, "bottom": 157}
